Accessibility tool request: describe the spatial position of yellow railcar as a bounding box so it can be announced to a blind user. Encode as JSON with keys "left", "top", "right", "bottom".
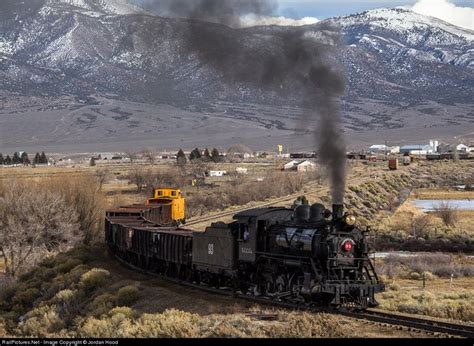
{"left": 146, "top": 188, "right": 186, "bottom": 225}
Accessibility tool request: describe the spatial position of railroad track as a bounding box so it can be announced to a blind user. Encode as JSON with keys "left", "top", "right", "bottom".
{"left": 113, "top": 253, "right": 474, "bottom": 338}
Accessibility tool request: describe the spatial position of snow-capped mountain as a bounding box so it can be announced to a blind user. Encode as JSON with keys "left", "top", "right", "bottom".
{"left": 0, "top": 2, "right": 473, "bottom": 150}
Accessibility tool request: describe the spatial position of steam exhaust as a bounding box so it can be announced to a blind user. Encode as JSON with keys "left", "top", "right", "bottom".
{"left": 146, "top": 0, "right": 347, "bottom": 204}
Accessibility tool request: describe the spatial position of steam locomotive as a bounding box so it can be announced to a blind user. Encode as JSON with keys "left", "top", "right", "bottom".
{"left": 105, "top": 189, "right": 384, "bottom": 309}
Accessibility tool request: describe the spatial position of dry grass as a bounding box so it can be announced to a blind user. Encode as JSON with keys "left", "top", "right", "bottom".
{"left": 414, "top": 189, "right": 474, "bottom": 200}
{"left": 377, "top": 276, "right": 474, "bottom": 322}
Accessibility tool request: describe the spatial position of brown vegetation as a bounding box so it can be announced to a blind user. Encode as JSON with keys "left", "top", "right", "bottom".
{"left": 0, "top": 180, "right": 79, "bottom": 277}
{"left": 433, "top": 201, "right": 459, "bottom": 227}
{"left": 0, "top": 245, "right": 352, "bottom": 338}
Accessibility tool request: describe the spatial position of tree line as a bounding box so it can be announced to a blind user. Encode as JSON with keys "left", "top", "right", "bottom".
{"left": 0, "top": 152, "right": 48, "bottom": 165}
{"left": 176, "top": 148, "right": 220, "bottom": 165}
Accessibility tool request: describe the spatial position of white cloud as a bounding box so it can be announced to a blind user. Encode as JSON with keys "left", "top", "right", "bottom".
{"left": 410, "top": 0, "right": 474, "bottom": 30}
{"left": 240, "top": 15, "right": 319, "bottom": 27}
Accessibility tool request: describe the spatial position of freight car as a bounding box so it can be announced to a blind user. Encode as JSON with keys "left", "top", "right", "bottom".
{"left": 106, "top": 193, "right": 384, "bottom": 309}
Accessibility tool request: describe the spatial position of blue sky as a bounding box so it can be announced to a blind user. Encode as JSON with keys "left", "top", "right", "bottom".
{"left": 277, "top": 0, "right": 473, "bottom": 19}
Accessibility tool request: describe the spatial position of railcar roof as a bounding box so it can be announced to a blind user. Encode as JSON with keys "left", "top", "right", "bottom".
{"left": 131, "top": 227, "right": 194, "bottom": 235}
{"left": 233, "top": 207, "right": 292, "bottom": 220}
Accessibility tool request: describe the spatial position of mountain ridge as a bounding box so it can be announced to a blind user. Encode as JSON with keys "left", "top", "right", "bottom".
{"left": 0, "top": 3, "right": 473, "bottom": 152}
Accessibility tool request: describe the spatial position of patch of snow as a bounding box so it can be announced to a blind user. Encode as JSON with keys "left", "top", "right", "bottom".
{"left": 339, "top": 8, "right": 474, "bottom": 41}
{"left": 46, "top": 0, "right": 146, "bottom": 15}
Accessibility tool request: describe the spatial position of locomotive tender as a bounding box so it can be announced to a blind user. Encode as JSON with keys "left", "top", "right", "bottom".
{"left": 105, "top": 188, "right": 384, "bottom": 309}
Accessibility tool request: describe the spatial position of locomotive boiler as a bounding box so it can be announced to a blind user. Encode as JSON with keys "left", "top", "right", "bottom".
{"left": 105, "top": 189, "right": 385, "bottom": 309}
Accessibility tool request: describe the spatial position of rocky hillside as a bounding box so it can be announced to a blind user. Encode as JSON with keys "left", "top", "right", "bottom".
{"left": 0, "top": 1, "right": 473, "bottom": 151}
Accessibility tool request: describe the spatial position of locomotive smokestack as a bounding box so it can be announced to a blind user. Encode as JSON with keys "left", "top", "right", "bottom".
{"left": 332, "top": 204, "right": 344, "bottom": 220}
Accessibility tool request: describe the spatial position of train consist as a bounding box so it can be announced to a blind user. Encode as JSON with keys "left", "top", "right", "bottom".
{"left": 105, "top": 188, "right": 385, "bottom": 309}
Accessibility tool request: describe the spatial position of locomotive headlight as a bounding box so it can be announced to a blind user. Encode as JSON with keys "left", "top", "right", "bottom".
{"left": 345, "top": 214, "right": 356, "bottom": 226}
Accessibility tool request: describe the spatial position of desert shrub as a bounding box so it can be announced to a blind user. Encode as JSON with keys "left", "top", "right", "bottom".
{"left": 0, "top": 318, "right": 8, "bottom": 337}
{"left": 433, "top": 201, "right": 458, "bottom": 227}
{"left": 276, "top": 312, "right": 347, "bottom": 338}
{"left": 388, "top": 283, "right": 400, "bottom": 291}
{"left": 12, "top": 288, "right": 40, "bottom": 310}
{"left": 202, "top": 315, "right": 262, "bottom": 338}
{"left": 67, "top": 246, "right": 95, "bottom": 263}
{"left": 80, "top": 268, "right": 110, "bottom": 291}
{"left": 384, "top": 253, "right": 453, "bottom": 276}
{"left": 108, "top": 307, "right": 135, "bottom": 319}
{"left": 86, "top": 293, "right": 117, "bottom": 317}
{"left": 56, "top": 258, "right": 83, "bottom": 274}
{"left": 54, "top": 289, "right": 76, "bottom": 302}
{"left": 421, "top": 271, "right": 436, "bottom": 281}
{"left": 415, "top": 292, "right": 435, "bottom": 304}
{"left": 78, "top": 313, "right": 134, "bottom": 338}
{"left": 116, "top": 286, "right": 140, "bottom": 306}
{"left": 136, "top": 309, "right": 200, "bottom": 338}
{"left": 20, "top": 305, "right": 65, "bottom": 337}
{"left": 64, "top": 265, "right": 89, "bottom": 285}
{"left": 410, "top": 272, "right": 421, "bottom": 280}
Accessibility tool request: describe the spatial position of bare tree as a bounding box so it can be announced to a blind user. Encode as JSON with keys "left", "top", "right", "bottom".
{"left": 142, "top": 148, "right": 158, "bottom": 166}
{"left": 42, "top": 175, "right": 105, "bottom": 245}
{"left": 125, "top": 150, "right": 137, "bottom": 166}
{"left": 143, "top": 169, "right": 183, "bottom": 193}
{"left": 410, "top": 214, "right": 432, "bottom": 238}
{"left": 434, "top": 201, "right": 458, "bottom": 227}
{"left": 95, "top": 168, "right": 110, "bottom": 191}
{"left": 130, "top": 167, "right": 147, "bottom": 192}
{"left": 0, "top": 180, "right": 79, "bottom": 277}
{"left": 189, "top": 161, "right": 210, "bottom": 191}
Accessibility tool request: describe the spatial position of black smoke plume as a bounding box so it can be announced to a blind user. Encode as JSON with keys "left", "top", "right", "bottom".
{"left": 140, "top": 0, "right": 347, "bottom": 203}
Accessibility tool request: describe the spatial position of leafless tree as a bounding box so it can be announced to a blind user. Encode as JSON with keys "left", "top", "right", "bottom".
{"left": 434, "top": 201, "right": 458, "bottom": 227}
{"left": 142, "top": 148, "right": 158, "bottom": 166}
{"left": 189, "top": 161, "right": 210, "bottom": 191}
{"left": 0, "top": 180, "right": 79, "bottom": 277}
{"left": 125, "top": 150, "right": 137, "bottom": 166}
{"left": 42, "top": 175, "right": 105, "bottom": 245}
{"left": 143, "top": 169, "right": 184, "bottom": 193}
{"left": 95, "top": 168, "right": 110, "bottom": 191}
{"left": 410, "top": 214, "right": 432, "bottom": 238}
{"left": 130, "top": 167, "right": 147, "bottom": 192}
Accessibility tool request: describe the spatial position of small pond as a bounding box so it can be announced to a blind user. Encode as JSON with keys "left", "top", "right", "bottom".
{"left": 412, "top": 199, "right": 474, "bottom": 212}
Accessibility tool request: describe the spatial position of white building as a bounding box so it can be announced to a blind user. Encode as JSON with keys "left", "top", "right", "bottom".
{"left": 368, "top": 145, "right": 388, "bottom": 154}
{"left": 296, "top": 160, "right": 316, "bottom": 172}
{"left": 429, "top": 140, "right": 440, "bottom": 152}
{"left": 456, "top": 144, "right": 469, "bottom": 152}
{"left": 236, "top": 167, "right": 248, "bottom": 175}
{"left": 368, "top": 145, "right": 399, "bottom": 154}
{"left": 283, "top": 160, "right": 300, "bottom": 170}
{"left": 388, "top": 146, "right": 400, "bottom": 154}
{"left": 208, "top": 170, "right": 227, "bottom": 177}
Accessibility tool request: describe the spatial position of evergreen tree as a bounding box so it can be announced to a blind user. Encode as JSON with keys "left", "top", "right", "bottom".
{"left": 40, "top": 152, "right": 48, "bottom": 164}
{"left": 90, "top": 157, "right": 96, "bottom": 167}
{"left": 176, "top": 149, "right": 187, "bottom": 165}
{"left": 20, "top": 152, "right": 30, "bottom": 165}
{"left": 189, "top": 148, "right": 202, "bottom": 161}
{"left": 203, "top": 148, "right": 211, "bottom": 161}
{"left": 12, "top": 152, "right": 20, "bottom": 164}
{"left": 0, "top": 153, "right": 3, "bottom": 165}
{"left": 5, "top": 155, "right": 12, "bottom": 165}
{"left": 211, "top": 148, "right": 220, "bottom": 163}
{"left": 33, "top": 153, "right": 41, "bottom": 165}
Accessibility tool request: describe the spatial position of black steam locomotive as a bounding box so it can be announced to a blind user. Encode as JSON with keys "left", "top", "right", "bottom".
{"left": 105, "top": 199, "right": 384, "bottom": 309}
